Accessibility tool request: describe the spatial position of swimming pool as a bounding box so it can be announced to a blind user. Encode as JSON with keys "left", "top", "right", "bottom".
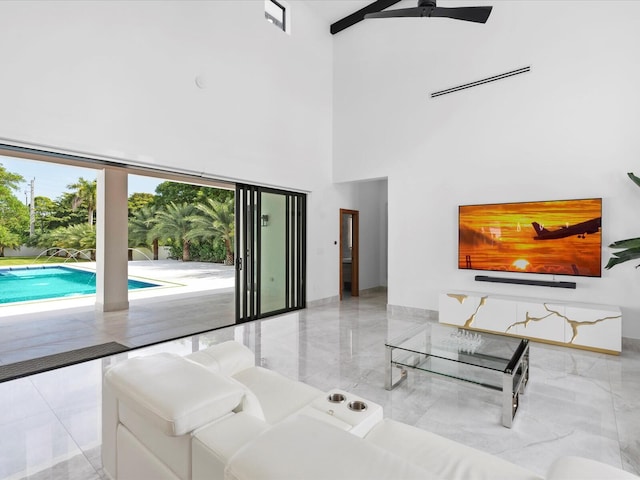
{"left": 0, "top": 266, "right": 159, "bottom": 304}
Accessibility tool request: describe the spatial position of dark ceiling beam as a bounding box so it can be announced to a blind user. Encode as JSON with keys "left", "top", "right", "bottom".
{"left": 330, "top": 0, "right": 402, "bottom": 35}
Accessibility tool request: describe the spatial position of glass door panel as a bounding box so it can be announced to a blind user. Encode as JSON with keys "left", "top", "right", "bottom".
{"left": 260, "top": 192, "right": 286, "bottom": 314}
{"left": 236, "top": 184, "right": 305, "bottom": 323}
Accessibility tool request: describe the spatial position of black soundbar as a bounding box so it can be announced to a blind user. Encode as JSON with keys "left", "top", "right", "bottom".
{"left": 475, "top": 275, "right": 576, "bottom": 289}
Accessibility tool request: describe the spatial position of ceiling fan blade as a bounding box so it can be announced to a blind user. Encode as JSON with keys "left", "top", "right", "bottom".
{"left": 430, "top": 6, "right": 492, "bottom": 23}
{"left": 364, "top": 7, "right": 425, "bottom": 19}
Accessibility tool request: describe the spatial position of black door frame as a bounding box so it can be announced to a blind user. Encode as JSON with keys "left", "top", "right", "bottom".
{"left": 235, "top": 184, "right": 306, "bottom": 323}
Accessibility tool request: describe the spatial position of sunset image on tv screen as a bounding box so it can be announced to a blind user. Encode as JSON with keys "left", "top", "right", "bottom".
{"left": 458, "top": 198, "right": 602, "bottom": 277}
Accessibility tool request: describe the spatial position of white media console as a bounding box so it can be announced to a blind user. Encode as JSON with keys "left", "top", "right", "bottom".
{"left": 439, "top": 291, "right": 622, "bottom": 354}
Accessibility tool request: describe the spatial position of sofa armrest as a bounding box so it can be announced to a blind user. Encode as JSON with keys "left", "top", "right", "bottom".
{"left": 546, "top": 456, "right": 638, "bottom": 479}
{"left": 105, "top": 352, "right": 246, "bottom": 436}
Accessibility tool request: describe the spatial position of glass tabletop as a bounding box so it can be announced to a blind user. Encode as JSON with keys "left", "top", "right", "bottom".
{"left": 386, "top": 323, "right": 527, "bottom": 374}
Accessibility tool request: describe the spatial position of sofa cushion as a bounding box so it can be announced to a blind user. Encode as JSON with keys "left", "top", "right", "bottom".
{"left": 364, "top": 419, "right": 542, "bottom": 480}
{"left": 105, "top": 352, "right": 245, "bottom": 436}
{"left": 186, "top": 341, "right": 255, "bottom": 376}
{"left": 232, "top": 366, "right": 323, "bottom": 424}
{"left": 192, "top": 412, "right": 270, "bottom": 480}
{"left": 225, "top": 415, "right": 437, "bottom": 480}
{"left": 546, "top": 456, "right": 639, "bottom": 479}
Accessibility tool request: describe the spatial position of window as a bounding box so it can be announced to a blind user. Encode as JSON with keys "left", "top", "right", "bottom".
{"left": 265, "top": 0, "right": 286, "bottom": 32}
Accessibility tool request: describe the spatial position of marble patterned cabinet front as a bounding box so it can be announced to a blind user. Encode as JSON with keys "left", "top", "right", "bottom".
{"left": 439, "top": 291, "right": 622, "bottom": 354}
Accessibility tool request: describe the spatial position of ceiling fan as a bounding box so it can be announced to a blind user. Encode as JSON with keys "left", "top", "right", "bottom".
{"left": 364, "top": 0, "right": 493, "bottom": 24}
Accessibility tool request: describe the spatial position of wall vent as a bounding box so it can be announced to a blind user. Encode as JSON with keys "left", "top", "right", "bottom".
{"left": 431, "top": 66, "right": 531, "bottom": 99}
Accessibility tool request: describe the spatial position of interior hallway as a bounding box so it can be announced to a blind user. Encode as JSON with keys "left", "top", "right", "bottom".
{"left": 1, "top": 291, "right": 639, "bottom": 479}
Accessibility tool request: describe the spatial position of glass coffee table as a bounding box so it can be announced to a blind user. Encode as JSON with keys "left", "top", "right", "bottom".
{"left": 385, "top": 323, "right": 529, "bottom": 428}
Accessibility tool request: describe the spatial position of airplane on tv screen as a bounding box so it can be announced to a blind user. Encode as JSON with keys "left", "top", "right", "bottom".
{"left": 532, "top": 217, "right": 601, "bottom": 240}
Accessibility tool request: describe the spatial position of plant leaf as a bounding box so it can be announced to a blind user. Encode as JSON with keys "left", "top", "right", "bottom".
{"left": 605, "top": 247, "right": 640, "bottom": 269}
{"left": 609, "top": 237, "right": 640, "bottom": 249}
{"left": 628, "top": 172, "right": 640, "bottom": 188}
{"left": 609, "top": 247, "right": 640, "bottom": 260}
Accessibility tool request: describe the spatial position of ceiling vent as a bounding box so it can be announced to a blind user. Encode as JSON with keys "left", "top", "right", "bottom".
{"left": 431, "top": 66, "right": 530, "bottom": 98}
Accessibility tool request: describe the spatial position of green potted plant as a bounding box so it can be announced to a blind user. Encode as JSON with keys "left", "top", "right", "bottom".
{"left": 605, "top": 172, "right": 640, "bottom": 269}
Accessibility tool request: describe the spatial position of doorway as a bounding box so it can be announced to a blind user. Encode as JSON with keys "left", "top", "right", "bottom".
{"left": 339, "top": 209, "right": 359, "bottom": 300}
{"left": 235, "top": 184, "right": 306, "bottom": 322}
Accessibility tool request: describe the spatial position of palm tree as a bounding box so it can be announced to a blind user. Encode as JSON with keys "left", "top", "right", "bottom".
{"left": 68, "top": 177, "right": 97, "bottom": 226}
{"left": 153, "top": 202, "right": 196, "bottom": 261}
{"left": 36, "top": 224, "right": 96, "bottom": 259}
{"left": 129, "top": 205, "right": 160, "bottom": 260}
{"left": 65, "top": 224, "right": 97, "bottom": 259}
{"left": 187, "top": 198, "right": 235, "bottom": 265}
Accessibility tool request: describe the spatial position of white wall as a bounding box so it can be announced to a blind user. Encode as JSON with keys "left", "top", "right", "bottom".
{"left": 0, "top": 1, "right": 332, "bottom": 192}
{"left": 4, "top": 246, "right": 42, "bottom": 257}
{"left": 333, "top": 1, "right": 640, "bottom": 338}
{"left": 356, "top": 179, "right": 388, "bottom": 289}
{"left": 306, "top": 178, "right": 387, "bottom": 301}
{"left": 0, "top": 0, "right": 357, "bottom": 305}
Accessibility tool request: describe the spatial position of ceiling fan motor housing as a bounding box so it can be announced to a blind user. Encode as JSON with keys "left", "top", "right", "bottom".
{"left": 418, "top": 0, "right": 437, "bottom": 16}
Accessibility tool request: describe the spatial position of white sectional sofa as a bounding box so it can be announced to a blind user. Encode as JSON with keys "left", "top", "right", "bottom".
{"left": 102, "top": 341, "right": 637, "bottom": 480}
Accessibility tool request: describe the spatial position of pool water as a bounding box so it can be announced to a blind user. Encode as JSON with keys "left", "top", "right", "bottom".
{"left": 0, "top": 266, "right": 159, "bottom": 304}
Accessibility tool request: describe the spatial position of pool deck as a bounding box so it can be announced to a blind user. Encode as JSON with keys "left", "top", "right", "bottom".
{"left": 0, "top": 259, "right": 234, "bottom": 317}
{"left": 0, "top": 260, "right": 236, "bottom": 366}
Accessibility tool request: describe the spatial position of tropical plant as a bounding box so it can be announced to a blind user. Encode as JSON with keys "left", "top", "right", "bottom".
{"left": 152, "top": 202, "right": 196, "bottom": 261}
{"left": 187, "top": 198, "right": 235, "bottom": 265}
{"left": 33, "top": 196, "right": 57, "bottom": 234}
{"left": 605, "top": 172, "right": 640, "bottom": 269}
{"left": 128, "top": 205, "right": 160, "bottom": 260}
{"left": 154, "top": 181, "right": 233, "bottom": 208}
{"left": 64, "top": 224, "right": 97, "bottom": 251}
{"left": 128, "top": 192, "right": 155, "bottom": 213}
{"left": 67, "top": 177, "right": 97, "bottom": 226}
{"left": 35, "top": 224, "right": 96, "bottom": 259}
{"left": 0, "top": 163, "right": 29, "bottom": 252}
{"left": 0, "top": 225, "right": 21, "bottom": 257}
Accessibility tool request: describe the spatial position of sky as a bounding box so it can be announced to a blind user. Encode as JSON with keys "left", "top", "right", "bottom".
{"left": 0, "top": 155, "right": 162, "bottom": 201}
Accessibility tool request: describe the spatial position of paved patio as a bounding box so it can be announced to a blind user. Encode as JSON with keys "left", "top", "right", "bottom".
{"left": 0, "top": 260, "right": 236, "bottom": 367}
{"left": 0, "top": 259, "right": 235, "bottom": 316}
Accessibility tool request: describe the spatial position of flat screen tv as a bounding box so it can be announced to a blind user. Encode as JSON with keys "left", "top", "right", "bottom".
{"left": 458, "top": 198, "right": 602, "bottom": 277}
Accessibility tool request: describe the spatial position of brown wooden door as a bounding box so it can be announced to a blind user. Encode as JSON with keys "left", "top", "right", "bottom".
{"left": 339, "top": 209, "right": 359, "bottom": 300}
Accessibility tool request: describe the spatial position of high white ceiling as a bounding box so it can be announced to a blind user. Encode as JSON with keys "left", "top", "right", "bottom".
{"left": 303, "top": 0, "right": 373, "bottom": 25}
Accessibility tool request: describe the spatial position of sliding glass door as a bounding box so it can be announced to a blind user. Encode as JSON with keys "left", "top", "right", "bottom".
{"left": 235, "top": 184, "right": 305, "bottom": 322}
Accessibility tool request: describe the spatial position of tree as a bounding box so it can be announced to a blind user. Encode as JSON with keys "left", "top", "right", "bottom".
{"left": 33, "top": 196, "right": 58, "bottom": 234}
{"left": 0, "top": 163, "right": 24, "bottom": 192}
{"left": 0, "top": 163, "right": 29, "bottom": 255}
{"left": 129, "top": 205, "right": 160, "bottom": 260}
{"left": 154, "top": 181, "right": 233, "bottom": 208}
{"left": 187, "top": 198, "right": 235, "bottom": 265}
{"left": 0, "top": 225, "right": 21, "bottom": 257}
{"left": 67, "top": 177, "right": 97, "bottom": 226}
{"left": 36, "top": 224, "right": 96, "bottom": 259}
{"left": 128, "top": 192, "right": 155, "bottom": 215}
{"left": 153, "top": 202, "right": 196, "bottom": 261}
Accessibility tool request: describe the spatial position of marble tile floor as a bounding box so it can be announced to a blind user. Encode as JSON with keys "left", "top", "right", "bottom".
{"left": 1, "top": 291, "right": 639, "bottom": 479}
